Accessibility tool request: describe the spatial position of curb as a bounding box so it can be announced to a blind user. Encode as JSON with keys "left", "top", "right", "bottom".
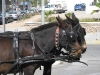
{"left": 86, "top": 40, "right": 100, "bottom": 44}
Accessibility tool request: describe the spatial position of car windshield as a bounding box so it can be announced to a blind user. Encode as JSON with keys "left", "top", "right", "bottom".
{"left": 75, "top": 4, "right": 81, "bottom": 6}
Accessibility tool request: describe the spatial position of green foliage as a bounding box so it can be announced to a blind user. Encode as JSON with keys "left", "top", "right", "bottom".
{"left": 91, "top": 0, "right": 100, "bottom": 14}
{"left": 65, "top": 12, "right": 72, "bottom": 18}
{"left": 91, "top": 10, "right": 99, "bottom": 14}
{"left": 45, "top": 10, "right": 55, "bottom": 22}
{"left": 45, "top": 17, "right": 56, "bottom": 22}
{"left": 96, "top": 0, "right": 100, "bottom": 8}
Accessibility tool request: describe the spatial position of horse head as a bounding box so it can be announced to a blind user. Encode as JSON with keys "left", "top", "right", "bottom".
{"left": 65, "top": 13, "right": 87, "bottom": 54}
{"left": 56, "top": 16, "right": 82, "bottom": 61}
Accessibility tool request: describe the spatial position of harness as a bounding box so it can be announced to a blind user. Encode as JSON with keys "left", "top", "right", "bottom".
{"left": 0, "top": 31, "right": 55, "bottom": 75}
{"left": 0, "top": 25, "right": 88, "bottom": 75}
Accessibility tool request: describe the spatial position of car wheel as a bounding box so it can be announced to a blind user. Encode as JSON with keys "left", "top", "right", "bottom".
{"left": 11, "top": 19, "right": 14, "bottom": 22}
{"left": 5, "top": 20, "right": 8, "bottom": 24}
{"left": 63, "top": 11, "right": 65, "bottom": 13}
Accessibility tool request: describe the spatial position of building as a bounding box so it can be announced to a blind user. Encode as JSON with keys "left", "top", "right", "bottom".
{"left": 0, "top": 0, "right": 11, "bottom": 11}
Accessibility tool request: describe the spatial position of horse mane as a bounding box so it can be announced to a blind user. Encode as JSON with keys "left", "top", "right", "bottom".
{"left": 31, "top": 22, "right": 58, "bottom": 32}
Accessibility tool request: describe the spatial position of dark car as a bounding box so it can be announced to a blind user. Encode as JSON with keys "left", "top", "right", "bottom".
{"left": 74, "top": 3, "right": 86, "bottom": 11}
{"left": 0, "top": 12, "right": 13, "bottom": 24}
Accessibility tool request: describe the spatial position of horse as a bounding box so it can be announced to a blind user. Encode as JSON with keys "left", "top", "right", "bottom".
{"left": 34, "top": 15, "right": 88, "bottom": 75}
{"left": 0, "top": 16, "right": 82, "bottom": 75}
{"left": 22, "top": 16, "right": 85, "bottom": 75}
{"left": 64, "top": 13, "right": 87, "bottom": 53}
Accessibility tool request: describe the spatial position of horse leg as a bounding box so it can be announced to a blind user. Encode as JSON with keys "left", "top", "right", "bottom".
{"left": 42, "top": 61, "right": 55, "bottom": 75}
{"left": 19, "top": 70, "right": 23, "bottom": 75}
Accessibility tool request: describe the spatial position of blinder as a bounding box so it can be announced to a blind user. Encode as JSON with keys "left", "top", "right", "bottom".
{"left": 61, "top": 29, "right": 78, "bottom": 50}
{"left": 66, "top": 31, "right": 77, "bottom": 42}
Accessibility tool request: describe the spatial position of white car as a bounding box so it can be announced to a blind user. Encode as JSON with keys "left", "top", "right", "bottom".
{"left": 39, "top": 3, "right": 67, "bottom": 13}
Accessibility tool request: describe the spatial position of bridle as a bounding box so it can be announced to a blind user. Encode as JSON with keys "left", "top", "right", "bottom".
{"left": 55, "top": 25, "right": 79, "bottom": 52}
{"left": 55, "top": 26, "right": 69, "bottom": 51}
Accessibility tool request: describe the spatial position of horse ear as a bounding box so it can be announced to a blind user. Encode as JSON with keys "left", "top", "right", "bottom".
{"left": 65, "top": 14, "right": 72, "bottom": 22}
{"left": 56, "top": 17, "right": 62, "bottom": 27}
{"left": 73, "top": 24, "right": 80, "bottom": 32}
{"left": 65, "top": 14, "right": 75, "bottom": 24}
{"left": 56, "top": 16, "right": 68, "bottom": 28}
{"left": 72, "top": 13, "right": 79, "bottom": 23}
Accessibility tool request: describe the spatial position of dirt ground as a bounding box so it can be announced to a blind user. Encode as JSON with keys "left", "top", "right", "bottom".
{"left": 0, "top": 15, "right": 41, "bottom": 31}
{"left": 0, "top": 14, "right": 100, "bottom": 33}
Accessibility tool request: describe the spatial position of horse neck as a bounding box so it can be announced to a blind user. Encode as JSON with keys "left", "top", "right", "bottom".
{"left": 34, "top": 26, "right": 57, "bottom": 53}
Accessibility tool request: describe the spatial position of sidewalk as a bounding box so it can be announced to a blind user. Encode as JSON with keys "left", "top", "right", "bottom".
{"left": 86, "top": 40, "right": 100, "bottom": 44}
{"left": 85, "top": 32, "right": 100, "bottom": 44}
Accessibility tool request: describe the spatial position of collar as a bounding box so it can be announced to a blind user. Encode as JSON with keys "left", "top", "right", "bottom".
{"left": 55, "top": 26, "right": 60, "bottom": 50}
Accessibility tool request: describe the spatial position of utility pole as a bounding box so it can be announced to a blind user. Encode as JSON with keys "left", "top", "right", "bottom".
{"left": 41, "top": 0, "right": 45, "bottom": 25}
{"left": 2, "top": 0, "right": 6, "bottom": 32}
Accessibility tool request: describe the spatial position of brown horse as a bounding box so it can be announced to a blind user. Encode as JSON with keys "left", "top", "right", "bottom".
{"left": 22, "top": 15, "right": 87, "bottom": 75}
{"left": 22, "top": 16, "right": 85, "bottom": 75}
{"left": 0, "top": 16, "right": 82, "bottom": 75}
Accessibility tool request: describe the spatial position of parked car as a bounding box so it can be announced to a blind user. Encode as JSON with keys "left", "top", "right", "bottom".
{"left": 8, "top": 11, "right": 21, "bottom": 20}
{"left": 0, "top": 12, "right": 13, "bottom": 24}
{"left": 20, "top": 10, "right": 27, "bottom": 16}
{"left": 28, "top": 9, "right": 35, "bottom": 13}
{"left": 74, "top": 3, "right": 86, "bottom": 11}
{"left": 39, "top": 2, "right": 67, "bottom": 13}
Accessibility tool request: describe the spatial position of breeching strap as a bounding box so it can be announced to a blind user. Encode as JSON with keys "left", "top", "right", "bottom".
{"left": 13, "top": 32, "right": 20, "bottom": 60}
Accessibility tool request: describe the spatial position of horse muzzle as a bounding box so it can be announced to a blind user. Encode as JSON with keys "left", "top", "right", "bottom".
{"left": 68, "top": 49, "right": 82, "bottom": 61}
{"left": 81, "top": 43, "right": 87, "bottom": 53}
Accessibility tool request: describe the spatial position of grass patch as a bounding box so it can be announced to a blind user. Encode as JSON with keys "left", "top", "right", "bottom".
{"left": 79, "top": 18, "right": 100, "bottom": 22}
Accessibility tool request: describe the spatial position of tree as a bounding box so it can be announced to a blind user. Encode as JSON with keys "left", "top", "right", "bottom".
{"left": 91, "top": 0, "right": 100, "bottom": 14}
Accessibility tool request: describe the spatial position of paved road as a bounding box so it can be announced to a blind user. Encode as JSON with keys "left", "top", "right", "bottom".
{"left": 33, "top": 44, "right": 100, "bottom": 75}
